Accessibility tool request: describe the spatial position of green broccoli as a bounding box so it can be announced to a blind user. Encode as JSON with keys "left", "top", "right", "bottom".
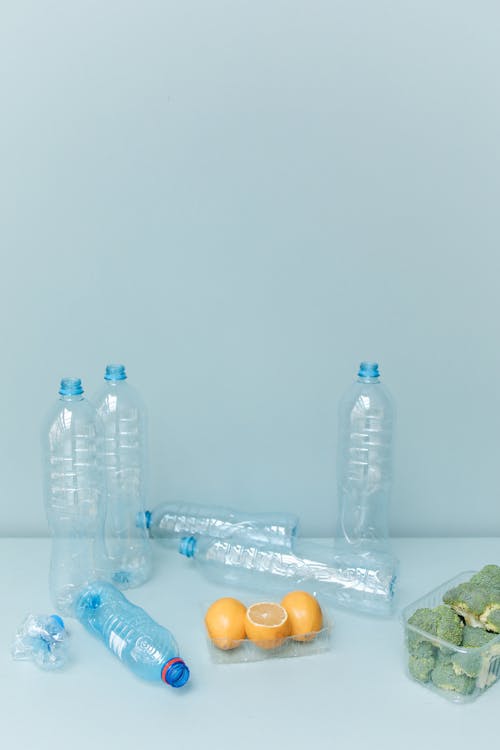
{"left": 443, "top": 566, "right": 500, "bottom": 631}
{"left": 409, "top": 652, "right": 436, "bottom": 682}
{"left": 407, "top": 605, "right": 463, "bottom": 647}
{"left": 431, "top": 656, "right": 476, "bottom": 695}
{"left": 451, "top": 627, "right": 497, "bottom": 679}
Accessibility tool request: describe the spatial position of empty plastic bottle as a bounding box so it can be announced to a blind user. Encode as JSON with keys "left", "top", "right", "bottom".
{"left": 11, "top": 613, "right": 69, "bottom": 670}
{"left": 75, "top": 581, "right": 190, "bottom": 688}
{"left": 42, "top": 378, "right": 109, "bottom": 615}
{"left": 137, "top": 501, "right": 299, "bottom": 549}
{"left": 179, "top": 536, "right": 397, "bottom": 616}
{"left": 93, "top": 364, "right": 152, "bottom": 589}
{"left": 336, "top": 362, "right": 395, "bottom": 553}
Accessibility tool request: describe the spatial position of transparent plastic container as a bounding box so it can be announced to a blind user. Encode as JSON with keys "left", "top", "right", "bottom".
{"left": 204, "top": 593, "right": 332, "bottom": 664}
{"left": 42, "top": 377, "right": 109, "bottom": 615}
{"left": 336, "top": 361, "right": 395, "bottom": 554}
{"left": 93, "top": 364, "right": 152, "bottom": 589}
{"left": 180, "top": 536, "right": 398, "bottom": 617}
{"left": 138, "top": 501, "right": 298, "bottom": 549}
{"left": 402, "top": 571, "right": 500, "bottom": 703}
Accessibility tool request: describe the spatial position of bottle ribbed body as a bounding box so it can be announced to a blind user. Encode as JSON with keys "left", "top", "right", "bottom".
{"left": 180, "top": 536, "right": 397, "bottom": 616}
{"left": 43, "top": 382, "right": 109, "bottom": 615}
{"left": 75, "top": 582, "right": 189, "bottom": 687}
{"left": 336, "top": 363, "right": 395, "bottom": 553}
{"left": 143, "top": 501, "right": 298, "bottom": 548}
{"left": 94, "top": 368, "right": 152, "bottom": 589}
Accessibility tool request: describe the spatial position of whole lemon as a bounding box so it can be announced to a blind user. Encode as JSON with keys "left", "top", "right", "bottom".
{"left": 281, "top": 591, "right": 323, "bottom": 642}
{"left": 204, "top": 597, "right": 247, "bottom": 650}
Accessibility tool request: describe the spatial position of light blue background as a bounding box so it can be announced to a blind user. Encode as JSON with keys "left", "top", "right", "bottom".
{"left": 1, "top": 1, "right": 499, "bottom": 537}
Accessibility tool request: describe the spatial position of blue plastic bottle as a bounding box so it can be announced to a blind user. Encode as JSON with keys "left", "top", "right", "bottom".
{"left": 42, "top": 378, "right": 109, "bottom": 615}
{"left": 93, "top": 364, "right": 152, "bottom": 589}
{"left": 336, "top": 362, "right": 395, "bottom": 553}
{"left": 11, "top": 614, "right": 69, "bottom": 670}
{"left": 75, "top": 581, "right": 190, "bottom": 688}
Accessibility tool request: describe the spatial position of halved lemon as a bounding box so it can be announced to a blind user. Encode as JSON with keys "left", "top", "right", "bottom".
{"left": 280, "top": 590, "right": 323, "bottom": 642}
{"left": 244, "top": 601, "right": 291, "bottom": 650}
{"left": 204, "top": 597, "right": 247, "bottom": 650}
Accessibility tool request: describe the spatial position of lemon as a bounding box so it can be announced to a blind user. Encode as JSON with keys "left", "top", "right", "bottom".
{"left": 280, "top": 590, "right": 323, "bottom": 642}
{"left": 204, "top": 597, "right": 247, "bottom": 650}
{"left": 244, "top": 601, "right": 291, "bottom": 650}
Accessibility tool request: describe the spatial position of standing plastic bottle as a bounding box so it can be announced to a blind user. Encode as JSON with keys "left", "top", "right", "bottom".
{"left": 42, "top": 378, "right": 109, "bottom": 615}
{"left": 93, "top": 364, "right": 152, "bottom": 589}
{"left": 137, "top": 501, "right": 299, "bottom": 549}
{"left": 179, "top": 535, "right": 397, "bottom": 616}
{"left": 75, "top": 581, "right": 190, "bottom": 688}
{"left": 336, "top": 361, "right": 395, "bottom": 553}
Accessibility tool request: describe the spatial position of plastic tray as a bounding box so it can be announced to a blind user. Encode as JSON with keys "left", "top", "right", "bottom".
{"left": 401, "top": 571, "right": 500, "bottom": 703}
{"left": 204, "top": 594, "right": 333, "bottom": 664}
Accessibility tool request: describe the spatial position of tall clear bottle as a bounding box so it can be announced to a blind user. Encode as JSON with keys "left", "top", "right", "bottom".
{"left": 93, "top": 364, "right": 152, "bottom": 588}
{"left": 42, "top": 377, "right": 109, "bottom": 615}
{"left": 336, "top": 361, "right": 395, "bottom": 553}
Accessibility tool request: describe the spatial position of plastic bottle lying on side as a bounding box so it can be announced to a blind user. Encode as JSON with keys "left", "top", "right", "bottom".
{"left": 137, "top": 501, "right": 299, "bottom": 549}
{"left": 42, "top": 377, "right": 109, "bottom": 615}
{"left": 179, "top": 536, "right": 398, "bottom": 617}
{"left": 75, "top": 581, "right": 190, "bottom": 688}
{"left": 93, "top": 364, "right": 152, "bottom": 589}
{"left": 11, "top": 614, "right": 69, "bottom": 670}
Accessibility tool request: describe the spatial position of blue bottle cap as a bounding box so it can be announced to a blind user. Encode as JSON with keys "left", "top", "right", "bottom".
{"left": 179, "top": 536, "right": 197, "bottom": 558}
{"left": 136, "top": 510, "right": 151, "bottom": 529}
{"left": 161, "top": 658, "right": 190, "bottom": 688}
{"left": 50, "top": 615, "right": 65, "bottom": 629}
{"left": 59, "top": 378, "right": 84, "bottom": 396}
{"left": 104, "top": 364, "right": 127, "bottom": 381}
{"left": 358, "top": 362, "right": 380, "bottom": 379}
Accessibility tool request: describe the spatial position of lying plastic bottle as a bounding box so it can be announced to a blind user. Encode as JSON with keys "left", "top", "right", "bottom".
{"left": 137, "top": 501, "right": 299, "bottom": 549}
{"left": 11, "top": 613, "right": 69, "bottom": 670}
{"left": 179, "top": 536, "right": 398, "bottom": 616}
{"left": 75, "top": 581, "right": 190, "bottom": 688}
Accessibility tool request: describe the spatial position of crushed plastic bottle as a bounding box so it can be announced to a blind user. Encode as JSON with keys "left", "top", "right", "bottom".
{"left": 42, "top": 377, "right": 109, "bottom": 615}
{"left": 336, "top": 361, "right": 395, "bottom": 553}
{"left": 75, "top": 581, "right": 190, "bottom": 687}
{"left": 12, "top": 613, "right": 69, "bottom": 670}
{"left": 179, "top": 536, "right": 398, "bottom": 616}
{"left": 93, "top": 364, "right": 152, "bottom": 589}
{"left": 137, "top": 501, "right": 299, "bottom": 549}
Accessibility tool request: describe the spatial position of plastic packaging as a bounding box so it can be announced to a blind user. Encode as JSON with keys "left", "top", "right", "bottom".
{"left": 42, "top": 377, "right": 109, "bottom": 615}
{"left": 179, "top": 536, "right": 398, "bottom": 616}
{"left": 75, "top": 581, "right": 190, "bottom": 688}
{"left": 94, "top": 364, "right": 152, "bottom": 588}
{"left": 204, "top": 593, "right": 332, "bottom": 664}
{"left": 138, "top": 501, "right": 299, "bottom": 549}
{"left": 336, "top": 361, "right": 395, "bottom": 553}
{"left": 402, "top": 571, "right": 500, "bottom": 703}
{"left": 12, "top": 613, "right": 69, "bottom": 670}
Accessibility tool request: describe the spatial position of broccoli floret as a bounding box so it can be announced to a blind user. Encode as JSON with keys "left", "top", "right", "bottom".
{"left": 443, "top": 583, "right": 489, "bottom": 627}
{"left": 407, "top": 605, "right": 463, "bottom": 647}
{"left": 444, "top": 566, "right": 500, "bottom": 629}
{"left": 409, "top": 652, "right": 436, "bottom": 683}
{"left": 481, "top": 606, "right": 500, "bottom": 633}
{"left": 470, "top": 565, "right": 500, "bottom": 590}
{"left": 462, "top": 625, "right": 497, "bottom": 648}
{"left": 450, "top": 626, "right": 500, "bottom": 685}
{"left": 431, "top": 656, "right": 476, "bottom": 695}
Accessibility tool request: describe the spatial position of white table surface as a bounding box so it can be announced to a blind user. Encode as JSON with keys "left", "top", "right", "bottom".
{"left": 1, "top": 537, "right": 498, "bottom": 749}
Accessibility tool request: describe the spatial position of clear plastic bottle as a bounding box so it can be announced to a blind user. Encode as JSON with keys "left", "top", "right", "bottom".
{"left": 179, "top": 536, "right": 398, "bottom": 616}
{"left": 11, "top": 614, "right": 69, "bottom": 670}
{"left": 75, "top": 581, "right": 190, "bottom": 688}
{"left": 42, "top": 378, "right": 109, "bottom": 615}
{"left": 137, "top": 501, "right": 299, "bottom": 549}
{"left": 336, "top": 361, "right": 395, "bottom": 553}
{"left": 93, "top": 364, "right": 152, "bottom": 589}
